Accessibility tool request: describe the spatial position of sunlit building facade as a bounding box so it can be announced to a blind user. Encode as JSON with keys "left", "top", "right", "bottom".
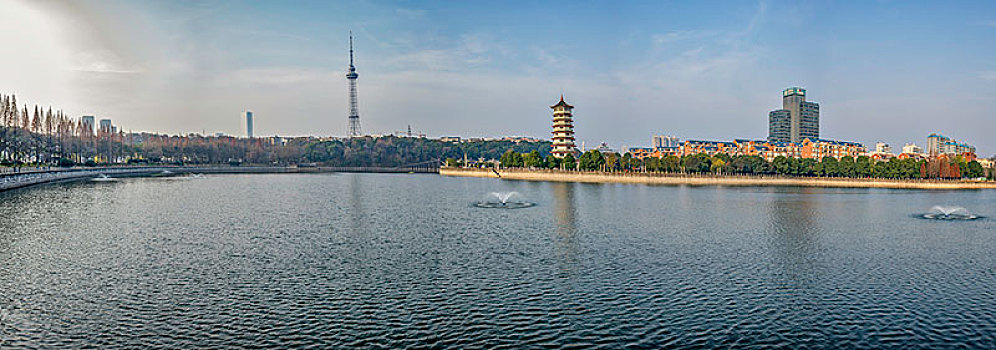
{"left": 927, "top": 133, "right": 975, "bottom": 157}
{"left": 628, "top": 138, "right": 865, "bottom": 162}
{"left": 769, "top": 87, "right": 819, "bottom": 143}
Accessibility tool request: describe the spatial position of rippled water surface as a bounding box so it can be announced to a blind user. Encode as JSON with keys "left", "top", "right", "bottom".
{"left": 2, "top": 174, "right": 995, "bottom": 348}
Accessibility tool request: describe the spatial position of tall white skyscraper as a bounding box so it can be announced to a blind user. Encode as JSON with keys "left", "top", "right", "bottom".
{"left": 245, "top": 111, "right": 254, "bottom": 138}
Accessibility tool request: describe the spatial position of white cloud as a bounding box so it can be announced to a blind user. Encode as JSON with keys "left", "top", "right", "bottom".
{"left": 221, "top": 67, "right": 336, "bottom": 85}
{"left": 980, "top": 71, "right": 996, "bottom": 80}
{"left": 387, "top": 34, "right": 504, "bottom": 71}
{"left": 72, "top": 50, "right": 142, "bottom": 74}
{"left": 651, "top": 32, "right": 681, "bottom": 46}
{"left": 395, "top": 8, "right": 426, "bottom": 19}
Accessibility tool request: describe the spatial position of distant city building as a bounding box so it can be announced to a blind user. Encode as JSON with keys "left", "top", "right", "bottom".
{"left": 593, "top": 142, "right": 616, "bottom": 154}
{"left": 927, "top": 133, "right": 975, "bottom": 157}
{"left": 902, "top": 143, "right": 923, "bottom": 155}
{"left": 769, "top": 87, "right": 819, "bottom": 143}
{"left": 99, "top": 119, "right": 112, "bottom": 133}
{"left": 767, "top": 110, "right": 791, "bottom": 143}
{"left": 245, "top": 111, "right": 254, "bottom": 138}
{"left": 978, "top": 158, "right": 995, "bottom": 169}
{"left": 874, "top": 142, "right": 892, "bottom": 154}
{"left": 550, "top": 95, "right": 577, "bottom": 158}
{"left": 501, "top": 136, "right": 544, "bottom": 143}
{"left": 652, "top": 135, "right": 680, "bottom": 149}
{"left": 628, "top": 138, "right": 864, "bottom": 162}
{"left": 81, "top": 116, "right": 95, "bottom": 135}
{"left": 439, "top": 136, "right": 461, "bottom": 143}
{"left": 628, "top": 147, "right": 655, "bottom": 158}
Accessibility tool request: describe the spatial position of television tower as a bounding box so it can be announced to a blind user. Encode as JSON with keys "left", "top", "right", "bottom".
{"left": 346, "top": 31, "right": 362, "bottom": 137}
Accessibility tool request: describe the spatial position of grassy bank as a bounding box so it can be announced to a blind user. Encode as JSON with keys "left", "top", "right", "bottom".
{"left": 440, "top": 167, "right": 996, "bottom": 190}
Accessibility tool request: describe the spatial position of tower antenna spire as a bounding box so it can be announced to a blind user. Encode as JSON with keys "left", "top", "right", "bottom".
{"left": 346, "top": 31, "right": 362, "bottom": 137}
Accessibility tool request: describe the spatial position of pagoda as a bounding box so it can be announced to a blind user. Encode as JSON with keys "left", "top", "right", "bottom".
{"left": 550, "top": 95, "right": 577, "bottom": 158}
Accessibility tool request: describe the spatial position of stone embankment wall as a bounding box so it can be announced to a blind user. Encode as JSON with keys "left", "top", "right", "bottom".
{"left": 440, "top": 167, "right": 996, "bottom": 190}
{"left": 0, "top": 165, "right": 437, "bottom": 193}
{"left": 0, "top": 167, "right": 172, "bottom": 192}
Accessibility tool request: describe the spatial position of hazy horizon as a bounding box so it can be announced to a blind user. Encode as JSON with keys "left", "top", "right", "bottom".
{"left": 1, "top": 0, "right": 994, "bottom": 155}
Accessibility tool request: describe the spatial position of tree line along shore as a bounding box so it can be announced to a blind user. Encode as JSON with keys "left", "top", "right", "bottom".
{"left": 459, "top": 149, "right": 994, "bottom": 181}
{"left": 440, "top": 167, "right": 996, "bottom": 190}
{"left": 1, "top": 91, "right": 990, "bottom": 181}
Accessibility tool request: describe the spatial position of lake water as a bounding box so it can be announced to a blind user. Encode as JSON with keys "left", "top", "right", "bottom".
{"left": 1, "top": 173, "right": 995, "bottom": 348}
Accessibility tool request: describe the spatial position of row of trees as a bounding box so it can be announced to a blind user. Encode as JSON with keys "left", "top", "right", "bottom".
{"left": 1, "top": 93, "right": 554, "bottom": 167}
{"left": 306, "top": 137, "right": 551, "bottom": 167}
{"left": 497, "top": 149, "right": 992, "bottom": 180}
{"left": 0, "top": 93, "right": 112, "bottom": 166}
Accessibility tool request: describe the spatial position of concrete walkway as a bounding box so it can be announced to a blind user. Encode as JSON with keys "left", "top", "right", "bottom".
{"left": 0, "top": 165, "right": 438, "bottom": 193}
{"left": 0, "top": 167, "right": 175, "bottom": 192}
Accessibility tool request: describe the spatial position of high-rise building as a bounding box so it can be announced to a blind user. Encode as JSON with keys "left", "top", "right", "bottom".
{"left": 652, "top": 135, "right": 680, "bottom": 149}
{"left": 346, "top": 31, "right": 362, "bottom": 137}
{"left": 550, "top": 95, "right": 577, "bottom": 158}
{"left": 767, "top": 110, "right": 791, "bottom": 143}
{"left": 99, "top": 119, "right": 112, "bottom": 133}
{"left": 769, "top": 87, "right": 819, "bottom": 143}
{"left": 927, "top": 133, "right": 975, "bottom": 156}
{"left": 245, "top": 111, "right": 254, "bottom": 138}
{"left": 81, "top": 116, "right": 95, "bottom": 136}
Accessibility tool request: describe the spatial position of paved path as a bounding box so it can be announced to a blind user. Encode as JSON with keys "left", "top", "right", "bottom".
{"left": 0, "top": 165, "right": 439, "bottom": 193}
{"left": 0, "top": 167, "right": 175, "bottom": 192}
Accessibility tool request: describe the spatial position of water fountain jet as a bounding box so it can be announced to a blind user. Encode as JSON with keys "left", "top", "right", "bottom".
{"left": 475, "top": 191, "right": 535, "bottom": 209}
{"left": 922, "top": 206, "right": 979, "bottom": 220}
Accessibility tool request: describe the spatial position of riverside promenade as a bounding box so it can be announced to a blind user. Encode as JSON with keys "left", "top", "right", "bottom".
{"left": 441, "top": 167, "right": 996, "bottom": 190}
{"left": 0, "top": 167, "right": 175, "bottom": 192}
{"left": 0, "top": 165, "right": 438, "bottom": 193}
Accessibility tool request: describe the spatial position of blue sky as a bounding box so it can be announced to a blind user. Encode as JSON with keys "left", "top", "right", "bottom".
{"left": 3, "top": 0, "right": 995, "bottom": 155}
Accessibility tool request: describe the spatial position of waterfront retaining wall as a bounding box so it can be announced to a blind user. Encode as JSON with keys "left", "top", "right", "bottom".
{"left": 0, "top": 165, "right": 437, "bottom": 193}
{"left": 440, "top": 167, "right": 996, "bottom": 190}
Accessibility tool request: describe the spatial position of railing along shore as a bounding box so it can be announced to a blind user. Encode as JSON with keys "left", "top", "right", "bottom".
{"left": 0, "top": 165, "right": 441, "bottom": 193}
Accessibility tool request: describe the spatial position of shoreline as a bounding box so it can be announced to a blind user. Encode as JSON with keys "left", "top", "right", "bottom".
{"left": 4, "top": 166, "right": 993, "bottom": 193}
{"left": 440, "top": 167, "right": 996, "bottom": 190}
{"left": 0, "top": 166, "right": 435, "bottom": 193}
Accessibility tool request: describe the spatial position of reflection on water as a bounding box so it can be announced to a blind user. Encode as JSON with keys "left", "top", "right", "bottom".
{"left": 767, "top": 187, "right": 822, "bottom": 286}
{"left": 1, "top": 175, "right": 995, "bottom": 348}
{"left": 551, "top": 182, "right": 579, "bottom": 281}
